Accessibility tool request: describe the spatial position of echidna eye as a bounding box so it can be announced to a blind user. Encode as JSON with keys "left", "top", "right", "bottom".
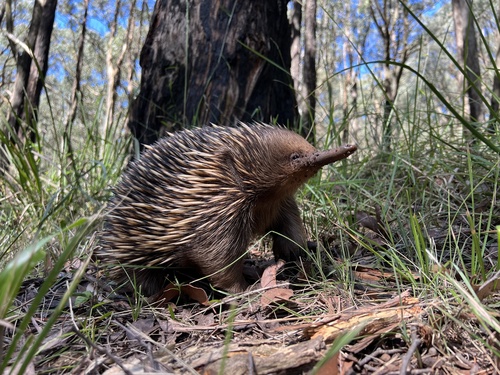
{"left": 290, "top": 153, "right": 300, "bottom": 161}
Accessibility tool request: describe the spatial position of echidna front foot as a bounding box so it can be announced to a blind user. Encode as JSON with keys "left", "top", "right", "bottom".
{"left": 271, "top": 197, "right": 308, "bottom": 262}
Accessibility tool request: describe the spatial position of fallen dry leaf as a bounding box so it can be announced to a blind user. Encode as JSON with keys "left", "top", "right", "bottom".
{"left": 353, "top": 265, "right": 419, "bottom": 282}
{"left": 473, "top": 270, "right": 500, "bottom": 301}
{"left": 315, "top": 352, "right": 339, "bottom": 375}
{"left": 182, "top": 284, "right": 210, "bottom": 305}
{"left": 261, "top": 259, "right": 286, "bottom": 288}
{"left": 260, "top": 287, "right": 294, "bottom": 308}
{"left": 154, "top": 283, "right": 210, "bottom": 306}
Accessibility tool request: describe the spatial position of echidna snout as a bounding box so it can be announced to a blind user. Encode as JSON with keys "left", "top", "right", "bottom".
{"left": 97, "top": 123, "right": 357, "bottom": 295}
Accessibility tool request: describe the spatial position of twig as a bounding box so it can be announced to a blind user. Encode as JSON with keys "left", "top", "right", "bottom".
{"left": 247, "top": 351, "right": 257, "bottom": 375}
{"left": 400, "top": 330, "right": 421, "bottom": 375}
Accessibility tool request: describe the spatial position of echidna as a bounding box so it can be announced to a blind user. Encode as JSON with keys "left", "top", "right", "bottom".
{"left": 97, "top": 123, "right": 356, "bottom": 295}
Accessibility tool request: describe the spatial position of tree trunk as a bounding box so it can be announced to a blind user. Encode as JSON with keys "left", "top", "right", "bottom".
{"left": 128, "top": 0, "right": 296, "bottom": 149}
{"left": 104, "top": 0, "right": 137, "bottom": 138}
{"left": 64, "top": 0, "right": 89, "bottom": 132}
{"left": 9, "top": 0, "right": 57, "bottom": 141}
{"left": 342, "top": 2, "right": 357, "bottom": 144}
{"left": 489, "top": 41, "right": 500, "bottom": 132}
{"left": 63, "top": 0, "right": 89, "bottom": 167}
{"left": 452, "top": 0, "right": 483, "bottom": 126}
{"left": 369, "top": 0, "right": 409, "bottom": 153}
{"left": 290, "top": 0, "right": 301, "bottom": 100}
{"left": 1, "top": 0, "right": 57, "bottom": 172}
{"left": 125, "top": 2, "right": 148, "bottom": 103}
{"left": 300, "top": 0, "right": 317, "bottom": 143}
{"left": 2, "top": 0, "right": 17, "bottom": 59}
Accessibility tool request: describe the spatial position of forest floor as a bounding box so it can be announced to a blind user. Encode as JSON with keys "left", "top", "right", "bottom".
{"left": 3, "top": 134, "right": 500, "bottom": 374}
{"left": 11, "top": 221, "right": 500, "bottom": 375}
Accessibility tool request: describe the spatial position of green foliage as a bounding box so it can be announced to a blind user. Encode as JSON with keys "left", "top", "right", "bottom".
{"left": 0, "top": 217, "right": 98, "bottom": 374}
{"left": 0, "top": 94, "right": 130, "bottom": 372}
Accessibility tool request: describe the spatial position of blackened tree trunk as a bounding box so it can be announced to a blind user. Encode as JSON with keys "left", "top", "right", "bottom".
{"left": 128, "top": 0, "right": 297, "bottom": 149}
{"left": 6, "top": 0, "right": 57, "bottom": 143}
{"left": 2, "top": 0, "right": 57, "bottom": 172}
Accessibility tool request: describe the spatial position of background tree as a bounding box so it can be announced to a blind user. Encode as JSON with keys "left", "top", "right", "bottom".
{"left": 369, "top": 0, "right": 413, "bottom": 152}
{"left": 63, "top": 0, "right": 89, "bottom": 163}
{"left": 337, "top": 1, "right": 370, "bottom": 144}
{"left": 128, "top": 0, "right": 297, "bottom": 149}
{"left": 290, "top": 0, "right": 302, "bottom": 124}
{"left": 490, "top": 35, "right": 500, "bottom": 132}
{"left": 452, "top": 0, "right": 484, "bottom": 128}
{"left": 2, "top": 0, "right": 57, "bottom": 171}
{"left": 301, "top": 0, "right": 317, "bottom": 142}
{"left": 104, "top": 0, "right": 137, "bottom": 140}
{"left": 289, "top": 0, "right": 317, "bottom": 143}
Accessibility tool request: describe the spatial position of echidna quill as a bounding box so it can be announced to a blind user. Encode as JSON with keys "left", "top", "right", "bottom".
{"left": 97, "top": 123, "right": 357, "bottom": 295}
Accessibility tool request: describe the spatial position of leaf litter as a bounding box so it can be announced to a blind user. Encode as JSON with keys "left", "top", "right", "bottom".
{"left": 4, "top": 214, "right": 500, "bottom": 374}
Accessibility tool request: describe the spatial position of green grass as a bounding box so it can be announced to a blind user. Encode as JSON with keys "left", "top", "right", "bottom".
{"left": 0, "top": 104, "right": 129, "bottom": 372}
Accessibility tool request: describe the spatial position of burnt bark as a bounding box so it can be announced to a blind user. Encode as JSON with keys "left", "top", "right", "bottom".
{"left": 2, "top": 0, "right": 57, "bottom": 172}
{"left": 128, "top": 0, "right": 296, "bottom": 149}
{"left": 7, "top": 0, "right": 57, "bottom": 142}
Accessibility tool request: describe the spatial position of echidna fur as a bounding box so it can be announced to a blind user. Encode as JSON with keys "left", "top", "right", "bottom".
{"left": 97, "top": 123, "right": 357, "bottom": 295}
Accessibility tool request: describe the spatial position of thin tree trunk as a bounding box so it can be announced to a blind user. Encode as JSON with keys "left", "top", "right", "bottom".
{"left": 489, "top": 42, "right": 500, "bottom": 132}
{"left": 342, "top": 3, "right": 356, "bottom": 144}
{"left": 452, "top": 0, "right": 483, "bottom": 127}
{"left": 104, "top": 0, "right": 137, "bottom": 140}
{"left": 290, "top": 0, "right": 301, "bottom": 98}
{"left": 129, "top": 0, "right": 296, "bottom": 150}
{"left": 64, "top": 0, "right": 89, "bottom": 131}
{"left": 125, "top": 1, "right": 147, "bottom": 103}
{"left": 25, "top": 0, "right": 57, "bottom": 138}
{"left": 8, "top": 0, "right": 41, "bottom": 141}
{"left": 488, "top": 6, "right": 500, "bottom": 133}
{"left": 370, "top": 0, "right": 409, "bottom": 153}
{"left": 1, "top": 0, "right": 57, "bottom": 172}
{"left": 3, "top": 0, "right": 17, "bottom": 59}
{"left": 63, "top": 0, "right": 89, "bottom": 168}
{"left": 301, "top": 0, "right": 317, "bottom": 143}
{"left": 0, "top": 0, "right": 15, "bottom": 93}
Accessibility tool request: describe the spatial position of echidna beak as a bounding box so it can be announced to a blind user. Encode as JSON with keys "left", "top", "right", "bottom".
{"left": 309, "top": 144, "right": 358, "bottom": 167}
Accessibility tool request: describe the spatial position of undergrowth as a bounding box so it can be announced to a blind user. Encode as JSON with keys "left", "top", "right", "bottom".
{"left": 0, "top": 102, "right": 129, "bottom": 372}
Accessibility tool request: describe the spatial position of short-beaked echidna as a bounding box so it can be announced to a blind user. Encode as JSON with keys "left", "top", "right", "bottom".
{"left": 97, "top": 123, "right": 357, "bottom": 295}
